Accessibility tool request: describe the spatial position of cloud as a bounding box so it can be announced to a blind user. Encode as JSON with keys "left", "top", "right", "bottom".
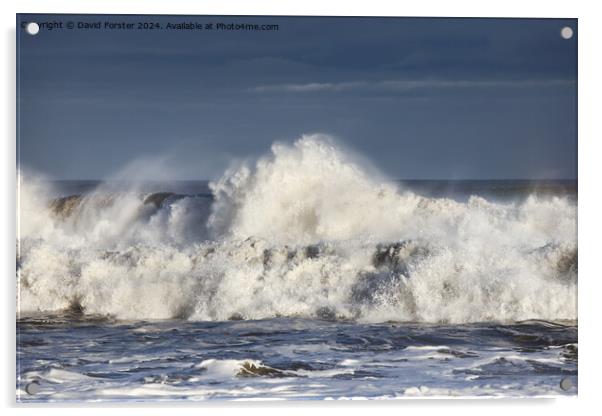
{"left": 252, "top": 81, "right": 367, "bottom": 93}
{"left": 250, "top": 79, "right": 575, "bottom": 94}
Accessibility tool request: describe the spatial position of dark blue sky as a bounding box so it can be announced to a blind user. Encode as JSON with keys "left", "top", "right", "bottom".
{"left": 17, "top": 15, "right": 577, "bottom": 180}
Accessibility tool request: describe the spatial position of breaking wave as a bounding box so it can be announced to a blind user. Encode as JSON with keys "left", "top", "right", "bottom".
{"left": 17, "top": 134, "right": 577, "bottom": 323}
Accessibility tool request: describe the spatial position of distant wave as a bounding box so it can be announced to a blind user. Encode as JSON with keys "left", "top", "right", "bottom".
{"left": 17, "top": 134, "right": 577, "bottom": 323}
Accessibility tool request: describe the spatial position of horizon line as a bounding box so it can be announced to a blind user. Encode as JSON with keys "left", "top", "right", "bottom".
{"left": 37, "top": 178, "right": 578, "bottom": 182}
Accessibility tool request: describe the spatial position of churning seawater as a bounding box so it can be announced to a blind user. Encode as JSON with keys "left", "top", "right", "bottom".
{"left": 17, "top": 135, "right": 577, "bottom": 400}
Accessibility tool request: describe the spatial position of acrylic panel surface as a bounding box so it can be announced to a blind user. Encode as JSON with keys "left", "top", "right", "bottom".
{"left": 16, "top": 14, "right": 577, "bottom": 401}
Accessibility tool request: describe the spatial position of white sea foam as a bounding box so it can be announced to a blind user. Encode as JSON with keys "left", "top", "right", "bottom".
{"left": 18, "top": 345, "right": 575, "bottom": 401}
{"left": 17, "top": 134, "right": 577, "bottom": 323}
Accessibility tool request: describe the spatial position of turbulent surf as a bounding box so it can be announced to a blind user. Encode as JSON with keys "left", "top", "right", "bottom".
{"left": 17, "top": 134, "right": 577, "bottom": 323}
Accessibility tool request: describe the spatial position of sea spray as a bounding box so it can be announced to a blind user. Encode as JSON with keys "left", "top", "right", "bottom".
{"left": 17, "top": 134, "right": 577, "bottom": 323}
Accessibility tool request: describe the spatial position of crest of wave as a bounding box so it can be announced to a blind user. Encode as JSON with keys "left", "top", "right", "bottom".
{"left": 208, "top": 134, "right": 575, "bottom": 248}
{"left": 208, "top": 134, "right": 421, "bottom": 244}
